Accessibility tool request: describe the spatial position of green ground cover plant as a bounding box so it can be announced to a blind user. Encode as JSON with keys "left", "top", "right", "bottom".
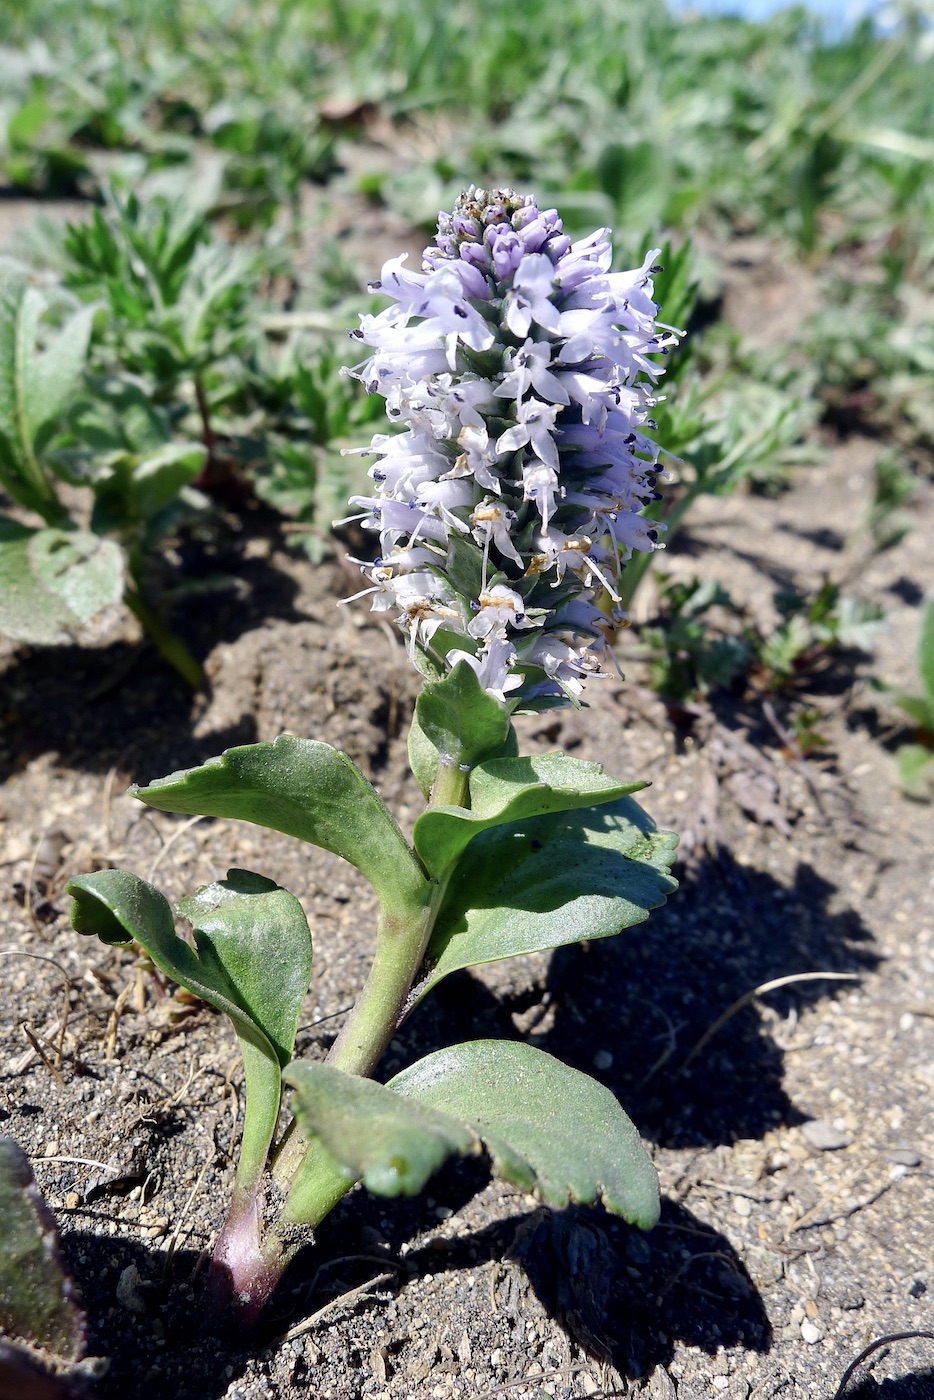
{"left": 890, "top": 597, "right": 934, "bottom": 799}
{"left": 4, "top": 0, "right": 932, "bottom": 255}
{"left": 0, "top": 184, "right": 384, "bottom": 676}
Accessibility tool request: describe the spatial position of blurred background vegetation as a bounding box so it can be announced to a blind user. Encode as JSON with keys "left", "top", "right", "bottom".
{"left": 0, "top": 0, "right": 931, "bottom": 760}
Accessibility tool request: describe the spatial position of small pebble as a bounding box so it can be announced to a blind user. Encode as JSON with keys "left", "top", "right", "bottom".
{"left": 800, "top": 1320, "right": 823, "bottom": 1344}
{"left": 115, "top": 1264, "right": 146, "bottom": 1315}
{"left": 802, "top": 1119, "right": 853, "bottom": 1152}
{"left": 888, "top": 1147, "right": 921, "bottom": 1168}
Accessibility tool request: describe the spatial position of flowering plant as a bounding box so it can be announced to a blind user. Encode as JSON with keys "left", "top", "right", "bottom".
{"left": 67, "top": 189, "right": 678, "bottom": 1330}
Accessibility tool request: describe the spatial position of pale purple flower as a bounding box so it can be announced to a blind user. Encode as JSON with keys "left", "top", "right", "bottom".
{"left": 495, "top": 398, "right": 561, "bottom": 471}
{"left": 504, "top": 254, "right": 563, "bottom": 338}
{"left": 495, "top": 340, "right": 569, "bottom": 406}
{"left": 345, "top": 186, "right": 678, "bottom": 709}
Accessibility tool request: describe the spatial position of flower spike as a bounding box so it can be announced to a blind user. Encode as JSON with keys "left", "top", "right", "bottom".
{"left": 348, "top": 187, "right": 678, "bottom": 710}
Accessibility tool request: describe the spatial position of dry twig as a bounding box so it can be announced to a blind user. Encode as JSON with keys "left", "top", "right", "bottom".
{"left": 271, "top": 1272, "right": 396, "bottom": 1346}
{"left": 104, "top": 978, "right": 136, "bottom": 1060}
{"left": 0, "top": 950, "right": 72, "bottom": 1066}
{"left": 830, "top": 1331, "right": 934, "bottom": 1400}
{"left": 21, "top": 1021, "right": 66, "bottom": 1087}
{"left": 679, "top": 971, "right": 861, "bottom": 1073}
{"left": 147, "top": 814, "right": 207, "bottom": 883}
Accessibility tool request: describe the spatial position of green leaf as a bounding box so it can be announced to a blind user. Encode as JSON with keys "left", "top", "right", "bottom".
{"left": 284, "top": 1061, "right": 475, "bottom": 1199}
{"left": 893, "top": 693, "right": 934, "bottom": 730}
{"left": 415, "top": 660, "right": 511, "bottom": 772}
{"left": 918, "top": 599, "right": 934, "bottom": 709}
{"left": 897, "top": 743, "right": 933, "bottom": 801}
{"left": 419, "top": 797, "right": 677, "bottom": 997}
{"left": 129, "top": 441, "right": 207, "bottom": 520}
{"left": 0, "top": 517, "right": 124, "bottom": 644}
{"left": 69, "top": 866, "right": 311, "bottom": 1065}
{"left": 391, "top": 1040, "right": 659, "bottom": 1226}
{"left": 407, "top": 711, "right": 443, "bottom": 801}
{"left": 132, "top": 735, "right": 428, "bottom": 910}
{"left": 68, "top": 867, "right": 312, "bottom": 1185}
{"left": 413, "top": 753, "right": 647, "bottom": 878}
{"left": 284, "top": 1041, "right": 660, "bottom": 1229}
{"left": 0, "top": 261, "right": 94, "bottom": 518}
{"left": 0, "top": 1136, "right": 84, "bottom": 1359}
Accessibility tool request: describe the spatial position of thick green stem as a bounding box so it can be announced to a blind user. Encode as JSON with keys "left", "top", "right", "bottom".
{"left": 430, "top": 757, "right": 470, "bottom": 810}
{"left": 324, "top": 899, "right": 437, "bottom": 1077}
{"left": 322, "top": 755, "right": 468, "bottom": 1078}
{"left": 272, "top": 752, "right": 471, "bottom": 1232}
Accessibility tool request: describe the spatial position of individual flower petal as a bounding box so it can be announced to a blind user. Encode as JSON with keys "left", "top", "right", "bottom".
{"left": 504, "top": 254, "right": 562, "bottom": 337}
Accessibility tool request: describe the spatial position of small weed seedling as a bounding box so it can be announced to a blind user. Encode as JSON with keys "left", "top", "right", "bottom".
{"left": 0, "top": 255, "right": 208, "bottom": 685}
{"left": 68, "top": 190, "right": 679, "bottom": 1329}
{"left": 891, "top": 599, "right": 934, "bottom": 799}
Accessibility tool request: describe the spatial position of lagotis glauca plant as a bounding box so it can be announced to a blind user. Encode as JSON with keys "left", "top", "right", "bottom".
{"left": 68, "top": 189, "right": 680, "bottom": 1328}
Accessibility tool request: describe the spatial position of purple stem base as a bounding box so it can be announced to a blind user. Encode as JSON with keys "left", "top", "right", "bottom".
{"left": 204, "top": 1186, "right": 289, "bottom": 1334}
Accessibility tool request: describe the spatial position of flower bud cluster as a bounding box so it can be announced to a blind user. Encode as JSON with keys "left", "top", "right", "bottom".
{"left": 345, "top": 187, "right": 677, "bottom": 709}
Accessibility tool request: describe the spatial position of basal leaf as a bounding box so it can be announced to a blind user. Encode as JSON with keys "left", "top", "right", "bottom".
{"left": 68, "top": 867, "right": 311, "bottom": 1067}
{"left": 0, "top": 517, "right": 123, "bottom": 644}
{"left": 390, "top": 1040, "right": 659, "bottom": 1227}
{"left": 419, "top": 797, "right": 678, "bottom": 996}
{"left": 68, "top": 867, "right": 312, "bottom": 1184}
{"left": 285, "top": 1041, "right": 660, "bottom": 1230}
{"left": 132, "top": 735, "right": 428, "bottom": 910}
{"left": 414, "top": 753, "right": 646, "bottom": 878}
{"left": 0, "top": 1137, "right": 84, "bottom": 1359}
{"left": 175, "top": 870, "right": 312, "bottom": 1067}
{"left": 283, "top": 1061, "right": 475, "bottom": 1199}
